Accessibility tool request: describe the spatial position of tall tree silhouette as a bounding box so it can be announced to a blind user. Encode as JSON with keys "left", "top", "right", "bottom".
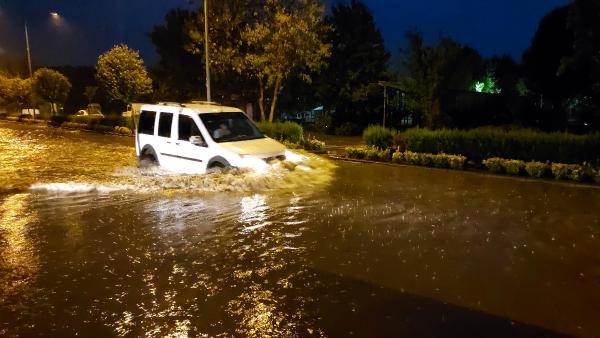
{"left": 316, "top": 0, "right": 390, "bottom": 127}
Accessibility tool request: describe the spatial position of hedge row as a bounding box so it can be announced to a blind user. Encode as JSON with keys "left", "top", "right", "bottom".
{"left": 257, "top": 121, "right": 327, "bottom": 152}
{"left": 482, "top": 157, "right": 597, "bottom": 182}
{"left": 403, "top": 127, "right": 600, "bottom": 165}
{"left": 67, "top": 115, "right": 135, "bottom": 131}
{"left": 393, "top": 151, "right": 466, "bottom": 170}
{"left": 256, "top": 121, "right": 304, "bottom": 144}
{"left": 345, "top": 146, "right": 391, "bottom": 161}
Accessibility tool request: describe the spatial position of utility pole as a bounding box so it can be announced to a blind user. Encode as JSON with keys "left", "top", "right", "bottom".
{"left": 25, "top": 23, "right": 33, "bottom": 78}
{"left": 204, "top": 0, "right": 211, "bottom": 102}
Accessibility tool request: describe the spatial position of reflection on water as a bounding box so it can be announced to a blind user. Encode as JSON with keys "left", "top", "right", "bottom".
{"left": 0, "top": 194, "right": 40, "bottom": 315}
{"left": 1, "top": 122, "right": 599, "bottom": 337}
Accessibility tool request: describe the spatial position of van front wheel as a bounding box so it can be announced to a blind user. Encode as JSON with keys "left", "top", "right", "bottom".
{"left": 139, "top": 154, "right": 158, "bottom": 168}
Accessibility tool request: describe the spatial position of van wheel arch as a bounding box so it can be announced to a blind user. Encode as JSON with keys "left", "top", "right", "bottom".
{"left": 207, "top": 156, "right": 230, "bottom": 169}
{"left": 139, "top": 146, "right": 159, "bottom": 167}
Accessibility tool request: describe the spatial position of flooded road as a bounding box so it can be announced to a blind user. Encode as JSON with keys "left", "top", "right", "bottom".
{"left": 1, "top": 121, "right": 599, "bottom": 337}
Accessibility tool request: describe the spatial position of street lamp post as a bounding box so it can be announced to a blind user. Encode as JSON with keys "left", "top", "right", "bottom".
{"left": 25, "top": 23, "right": 32, "bottom": 78}
{"left": 23, "top": 12, "right": 62, "bottom": 78}
{"left": 204, "top": 0, "right": 211, "bottom": 102}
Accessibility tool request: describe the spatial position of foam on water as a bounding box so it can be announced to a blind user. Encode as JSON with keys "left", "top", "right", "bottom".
{"left": 28, "top": 151, "right": 336, "bottom": 195}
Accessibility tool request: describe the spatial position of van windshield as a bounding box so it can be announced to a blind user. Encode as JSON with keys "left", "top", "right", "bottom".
{"left": 199, "top": 112, "right": 265, "bottom": 143}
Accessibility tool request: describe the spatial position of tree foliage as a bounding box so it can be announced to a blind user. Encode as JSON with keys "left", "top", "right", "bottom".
{"left": 316, "top": 0, "right": 389, "bottom": 126}
{"left": 150, "top": 9, "right": 203, "bottom": 101}
{"left": 95, "top": 44, "right": 153, "bottom": 105}
{"left": 0, "top": 74, "right": 34, "bottom": 113}
{"left": 188, "top": 0, "right": 330, "bottom": 121}
{"left": 32, "top": 68, "right": 72, "bottom": 114}
{"left": 399, "top": 32, "right": 483, "bottom": 128}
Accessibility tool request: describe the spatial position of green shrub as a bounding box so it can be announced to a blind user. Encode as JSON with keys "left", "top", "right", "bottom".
{"left": 363, "top": 125, "right": 395, "bottom": 150}
{"left": 393, "top": 133, "right": 408, "bottom": 152}
{"left": 93, "top": 124, "right": 114, "bottom": 133}
{"left": 525, "top": 161, "right": 550, "bottom": 178}
{"left": 392, "top": 151, "right": 403, "bottom": 163}
{"left": 345, "top": 146, "right": 388, "bottom": 161}
{"left": 403, "top": 127, "right": 600, "bottom": 165}
{"left": 101, "top": 115, "right": 135, "bottom": 130}
{"left": 448, "top": 154, "right": 467, "bottom": 170}
{"left": 114, "top": 126, "right": 133, "bottom": 136}
{"left": 483, "top": 157, "right": 504, "bottom": 173}
{"left": 61, "top": 122, "right": 87, "bottom": 129}
{"left": 403, "top": 151, "right": 420, "bottom": 165}
{"left": 282, "top": 140, "right": 302, "bottom": 149}
{"left": 432, "top": 153, "right": 450, "bottom": 168}
{"left": 302, "top": 137, "right": 326, "bottom": 152}
{"left": 256, "top": 121, "right": 303, "bottom": 144}
{"left": 503, "top": 159, "right": 526, "bottom": 175}
{"left": 551, "top": 163, "right": 570, "bottom": 180}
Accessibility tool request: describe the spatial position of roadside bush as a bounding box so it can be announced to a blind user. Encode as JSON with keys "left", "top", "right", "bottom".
{"left": 101, "top": 115, "right": 135, "bottom": 130}
{"left": 50, "top": 115, "right": 68, "bottom": 126}
{"left": 256, "top": 121, "right": 303, "bottom": 144}
{"left": 363, "top": 125, "right": 395, "bottom": 150}
{"left": 61, "top": 122, "right": 87, "bottom": 129}
{"left": 402, "top": 151, "right": 420, "bottom": 165}
{"left": 482, "top": 157, "right": 504, "bottom": 173}
{"left": 525, "top": 161, "right": 550, "bottom": 178}
{"left": 403, "top": 127, "right": 600, "bottom": 165}
{"left": 92, "top": 124, "right": 114, "bottom": 133}
{"left": 550, "top": 163, "right": 594, "bottom": 182}
{"left": 393, "top": 133, "right": 407, "bottom": 152}
{"left": 503, "top": 159, "right": 526, "bottom": 175}
{"left": 114, "top": 126, "right": 133, "bottom": 136}
{"left": 391, "top": 151, "right": 466, "bottom": 169}
{"left": 392, "top": 151, "right": 403, "bottom": 163}
{"left": 345, "top": 146, "right": 389, "bottom": 161}
{"left": 302, "top": 137, "right": 326, "bottom": 152}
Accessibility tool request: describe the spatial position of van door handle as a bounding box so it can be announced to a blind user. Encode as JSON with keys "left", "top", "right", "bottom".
{"left": 166, "top": 141, "right": 172, "bottom": 144}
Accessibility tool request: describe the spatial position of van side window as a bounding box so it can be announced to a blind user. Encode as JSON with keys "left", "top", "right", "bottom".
{"left": 178, "top": 115, "right": 202, "bottom": 141}
{"left": 138, "top": 110, "right": 156, "bottom": 135}
{"left": 158, "top": 112, "right": 173, "bottom": 138}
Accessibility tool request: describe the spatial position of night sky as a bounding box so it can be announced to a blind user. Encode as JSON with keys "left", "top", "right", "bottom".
{"left": 0, "top": 0, "right": 569, "bottom": 68}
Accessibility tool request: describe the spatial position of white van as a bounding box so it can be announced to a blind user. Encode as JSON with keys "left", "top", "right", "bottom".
{"left": 135, "top": 102, "right": 287, "bottom": 174}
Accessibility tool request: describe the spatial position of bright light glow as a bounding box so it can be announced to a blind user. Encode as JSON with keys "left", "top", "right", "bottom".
{"left": 50, "top": 12, "right": 59, "bottom": 18}
{"left": 284, "top": 150, "right": 306, "bottom": 163}
{"left": 239, "top": 155, "right": 269, "bottom": 174}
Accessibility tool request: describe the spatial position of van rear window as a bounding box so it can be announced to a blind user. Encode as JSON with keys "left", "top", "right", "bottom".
{"left": 138, "top": 110, "right": 156, "bottom": 135}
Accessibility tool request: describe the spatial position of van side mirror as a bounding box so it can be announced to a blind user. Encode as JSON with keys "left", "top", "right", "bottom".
{"left": 189, "top": 135, "right": 207, "bottom": 147}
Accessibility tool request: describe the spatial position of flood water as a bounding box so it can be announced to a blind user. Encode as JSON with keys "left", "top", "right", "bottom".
{"left": 1, "top": 121, "right": 599, "bottom": 337}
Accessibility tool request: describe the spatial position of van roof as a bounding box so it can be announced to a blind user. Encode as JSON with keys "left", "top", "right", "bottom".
{"left": 141, "top": 101, "right": 243, "bottom": 114}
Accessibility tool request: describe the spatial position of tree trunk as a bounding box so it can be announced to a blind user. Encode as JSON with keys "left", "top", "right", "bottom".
{"left": 258, "top": 77, "right": 266, "bottom": 121}
{"left": 268, "top": 76, "right": 282, "bottom": 122}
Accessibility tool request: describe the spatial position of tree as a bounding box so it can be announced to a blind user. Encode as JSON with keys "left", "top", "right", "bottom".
{"left": 32, "top": 68, "right": 71, "bottom": 115}
{"left": 188, "top": 0, "right": 330, "bottom": 121}
{"left": 399, "top": 32, "right": 483, "bottom": 128}
{"left": 0, "top": 75, "right": 34, "bottom": 114}
{"left": 96, "top": 44, "right": 153, "bottom": 108}
{"left": 315, "top": 0, "right": 390, "bottom": 127}
{"left": 150, "top": 9, "right": 204, "bottom": 101}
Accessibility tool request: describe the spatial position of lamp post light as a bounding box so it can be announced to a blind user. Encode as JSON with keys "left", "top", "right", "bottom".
{"left": 204, "top": 0, "right": 211, "bottom": 102}
{"left": 23, "top": 12, "right": 61, "bottom": 78}
{"left": 25, "top": 23, "right": 32, "bottom": 78}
